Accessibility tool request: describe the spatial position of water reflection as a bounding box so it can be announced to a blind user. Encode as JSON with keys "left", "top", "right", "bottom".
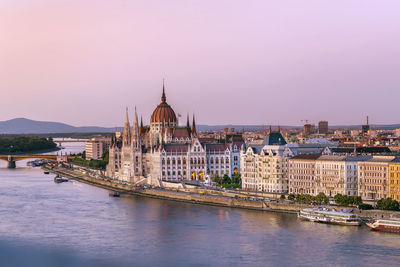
{"left": 0, "top": 143, "right": 400, "bottom": 266}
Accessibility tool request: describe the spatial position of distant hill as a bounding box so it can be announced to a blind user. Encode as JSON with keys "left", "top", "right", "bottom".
{"left": 0, "top": 118, "right": 116, "bottom": 134}
{"left": 0, "top": 118, "right": 399, "bottom": 134}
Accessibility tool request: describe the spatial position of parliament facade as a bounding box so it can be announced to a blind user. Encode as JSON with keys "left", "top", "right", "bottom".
{"left": 106, "top": 85, "right": 243, "bottom": 184}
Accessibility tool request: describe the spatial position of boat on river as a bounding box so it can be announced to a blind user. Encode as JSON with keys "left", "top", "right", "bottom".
{"left": 298, "top": 208, "right": 361, "bottom": 226}
{"left": 109, "top": 191, "right": 120, "bottom": 197}
{"left": 54, "top": 174, "right": 69, "bottom": 183}
{"left": 366, "top": 218, "right": 400, "bottom": 233}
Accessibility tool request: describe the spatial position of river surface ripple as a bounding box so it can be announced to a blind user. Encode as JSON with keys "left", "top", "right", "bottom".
{"left": 0, "top": 143, "right": 399, "bottom": 267}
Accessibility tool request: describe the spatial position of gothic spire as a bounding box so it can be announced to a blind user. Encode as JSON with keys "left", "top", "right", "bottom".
{"left": 140, "top": 115, "right": 144, "bottom": 134}
{"left": 186, "top": 113, "right": 190, "bottom": 129}
{"left": 161, "top": 79, "right": 166, "bottom": 103}
{"left": 131, "top": 106, "right": 142, "bottom": 150}
{"left": 192, "top": 113, "right": 197, "bottom": 137}
{"left": 123, "top": 107, "right": 131, "bottom": 146}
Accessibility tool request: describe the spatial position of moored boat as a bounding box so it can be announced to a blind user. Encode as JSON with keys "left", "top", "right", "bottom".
{"left": 298, "top": 208, "right": 361, "bottom": 226}
{"left": 109, "top": 191, "right": 120, "bottom": 197}
{"left": 54, "top": 174, "right": 69, "bottom": 183}
{"left": 366, "top": 219, "right": 400, "bottom": 233}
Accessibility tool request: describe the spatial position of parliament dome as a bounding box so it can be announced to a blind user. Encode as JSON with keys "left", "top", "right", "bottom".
{"left": 150, "top": 86, "right": 177, "bottom": 124}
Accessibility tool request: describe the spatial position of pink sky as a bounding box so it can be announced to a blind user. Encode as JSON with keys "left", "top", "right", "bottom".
{"left": 1, "top": 0, "right": 399, "bottom": 127}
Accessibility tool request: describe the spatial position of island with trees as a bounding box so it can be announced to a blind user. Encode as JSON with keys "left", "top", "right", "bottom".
{"left": 0, "top": 136, "right": 58, "bottom": 154}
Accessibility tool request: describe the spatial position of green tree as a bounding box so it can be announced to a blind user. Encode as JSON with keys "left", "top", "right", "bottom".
{"left": 213, "top": 174, "right": 221, "bottom": 185}
{"left": 280, "top": 194, "right": 286, "bottom": 200}
{"left": 288, "top": 194, "right": 295, "bottom": 201}
{"left": 358, "top": 203, "right": 374, "bottom": 210}
{"left": 223, "top": 174, "right": 231, "bottom": 184}
{"left": 296, "top": 194, "right": 314, "bottom": 203}
{"left": 102, "top": 149, "right": 109, "bottom": 162}
{"left": 315, "top": 192, "right": 329, "bottom": 204}
{"left": 232, "top": 173, "right": 241, "bottom": 184}
{"left": 376, "top": 198, "right": 400, "bottom": 211}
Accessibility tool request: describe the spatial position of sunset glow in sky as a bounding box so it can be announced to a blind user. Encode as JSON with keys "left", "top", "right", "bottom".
{"left": 1, "top": 0, "right": 399, "bottom": 126}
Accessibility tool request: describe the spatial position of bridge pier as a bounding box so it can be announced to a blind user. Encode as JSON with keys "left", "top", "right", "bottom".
{"left": 7, "top": 156, "right": 16, "bottom": 169}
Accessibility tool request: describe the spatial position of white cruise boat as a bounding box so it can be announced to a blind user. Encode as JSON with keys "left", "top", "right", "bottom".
{"left": 298, "top": 208, "right": 361, "bottom": 226}
{"left": 366, "top": 218, "right": 400, "bottom": 233}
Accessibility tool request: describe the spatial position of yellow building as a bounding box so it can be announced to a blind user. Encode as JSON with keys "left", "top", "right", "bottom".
{"left": 389, "top": 159, "right": 400, "bottom": 201}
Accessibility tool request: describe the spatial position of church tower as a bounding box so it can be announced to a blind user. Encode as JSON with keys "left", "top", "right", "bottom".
{"left": 122, "top": 107, "right": 131, "bottom": 146}
{"left": 131, "top": 107, "right": 143, "bottom": 177}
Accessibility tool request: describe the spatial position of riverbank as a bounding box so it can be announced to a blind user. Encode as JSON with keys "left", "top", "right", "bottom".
{"left": 43, "top": 164, "right": 400, "bottom": 220}
{"left": 0, "top": 146, "right": 61, "bottom": 155}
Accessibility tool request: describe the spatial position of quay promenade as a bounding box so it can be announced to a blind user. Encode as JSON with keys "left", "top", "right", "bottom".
{"left": 44, "top": 164, "right": 400, "bottom": 220}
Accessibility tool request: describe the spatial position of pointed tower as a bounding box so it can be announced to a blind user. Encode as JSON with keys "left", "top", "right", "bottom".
{"left": 122, "top": 107, "right": 131, "bottom": 146}
{"left": 186, "top": 114, "right": 190, "bottom": 129}
{"left": 192, "top": 114, "right": 197, "bottom": 137}
{"left": 131, "top": 107, "right": 141, "bottom": 150}
{"left": 140, "top": 116, "right": 144, "bottom": 135}
{"left": 161, "top": 80, "right": 166, "bottom": 103}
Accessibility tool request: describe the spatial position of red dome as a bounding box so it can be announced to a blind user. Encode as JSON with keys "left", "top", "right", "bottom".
{"left": 150, "top": 86, "right": 177, "bottom": 124}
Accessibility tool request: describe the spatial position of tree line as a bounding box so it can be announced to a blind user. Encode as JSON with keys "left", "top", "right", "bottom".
{"left": 70, "top": 150, "right": 109, "bottom": 170}
{"left": 0, "top": 136, "right": 57, "bottom": 153}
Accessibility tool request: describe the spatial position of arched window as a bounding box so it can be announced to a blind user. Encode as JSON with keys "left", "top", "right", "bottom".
{"left": 167, "top": 158, "right": 170, "bottom": 165}
{"left": 162, "top": 159, "right": 165, "bottom": 165}
{"left": 178, "top": 159, "right": 181, "bottom": 165}
{"left": 210, "top": 158, "right": 214, "bottom": 164}
{"left": 172, "top": 158, "right": 176, "bottom": 165}
{"left": 183, "top": 158, "right": 186, "bottom": 165}
{"left": 216, "top": 158, "right": 219, "bottom": 164}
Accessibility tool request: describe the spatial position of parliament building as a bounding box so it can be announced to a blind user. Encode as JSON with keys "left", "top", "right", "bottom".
{"left": 106, "top": 85, "right": 243, "bottom": 184}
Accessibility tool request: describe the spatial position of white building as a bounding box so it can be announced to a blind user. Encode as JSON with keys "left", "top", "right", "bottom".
{"left": 106, "top": 86, "right": 244, "bottom": 184}
{"left": 315, "top": 155, "right": 359, "bottom": 197}
{"left": 242, "top": 133, "right": 337, "bottom": 193}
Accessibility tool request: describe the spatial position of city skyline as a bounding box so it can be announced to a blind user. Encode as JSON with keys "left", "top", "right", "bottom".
{"left": 1, "top": 0, "right": 400, "bottom": 127}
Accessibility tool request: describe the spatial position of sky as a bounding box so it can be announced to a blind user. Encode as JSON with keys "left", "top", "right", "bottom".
{"left": 1, "top": 0, "right": 399, "bottom": 127}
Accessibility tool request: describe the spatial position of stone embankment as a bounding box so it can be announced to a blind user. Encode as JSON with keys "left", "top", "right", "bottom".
{"left": 44, "top": 165, "right": 400, "bottom": 219}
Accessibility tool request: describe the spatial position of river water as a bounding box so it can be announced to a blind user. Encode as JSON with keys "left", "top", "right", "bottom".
{"left": 0, "top": 143, "right": 399, "bottom": 266}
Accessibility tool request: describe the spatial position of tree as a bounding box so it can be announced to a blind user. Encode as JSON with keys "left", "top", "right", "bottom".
{"left": 376, "top": 198, "right": 400, "bottom": 211}
{"left": 315, "top": 192, "right": 329, "bottom": 204}
{"left": 288, "top": 194, "right": 295, "bottom": 201}
{"left": 213, "top": 174, "right": 221, "bottom": 185}
{"left": 102, "top": 149, "right": 109, "bottom": 162}
{"left": 358, "top": 203, "right": 374, "bottom": 210}
{"left": 223, "top": 174, "right": 231, "bottom": 184}
{"left": 232, "top": 173, "right": 241, "bottom": 184}
{"left": 333, "top": 194, "right": 363, "bottom": 206}
{"left": 296, "top": 194, "right": 314, "bottom": 203}
{"left": 280, "top": 194, "right": 286, "bottom": 200}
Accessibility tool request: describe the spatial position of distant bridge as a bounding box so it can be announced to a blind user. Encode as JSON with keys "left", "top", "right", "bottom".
{"left": 0, "top": 154, "right": 76, "bottom": 168}
{"left": 54, "top": 139, "right": 89, "bottom": 143}
{"left": 54, "top": 139, "right": 89, "bottom": 147}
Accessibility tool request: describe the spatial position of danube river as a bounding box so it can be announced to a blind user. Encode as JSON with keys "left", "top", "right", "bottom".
{"left": 0, "top": 143, "right": 399, "bottom": 266}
